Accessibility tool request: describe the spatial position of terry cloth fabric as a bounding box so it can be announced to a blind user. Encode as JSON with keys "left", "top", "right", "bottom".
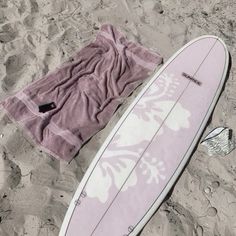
{"left": 0, "top": 24, "right": 163, "bottom": 162}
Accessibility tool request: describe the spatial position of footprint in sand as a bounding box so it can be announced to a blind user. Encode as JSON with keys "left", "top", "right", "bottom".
{"left": 4, "top": 129, "right": 32, "bottom": 157}
{"left": 10, "top": 186, "right": 50, "bottom": 215}
{"left": 5, "top": 158, "right": 21, "bottom": 189}
{"left": 24, "top": 30, "right": 48, "bottom": 51}
{"left": 5, "top": 53, "right": 28, "bottom": 74}
{"left": 0, "top": 149, "right": 21, "bottom": 190}
{"left": 0, "top": 23, "right": 18, "bottom": 43}
{"left": 53, "top": 172, "right": 78, "bottom": 192}
{"left": 47, "top": 23, "right": 61, "bottom": 40}
{"left": 2, "top": 51, "right": 37, "bottom": 92}
{"left": 30, "top": 164, "right": 59, "bottom": 187}
{"left": 23, "top": 14, "right": 39, "bottom": 28}
{"left": 41, "top": 200, "right": 67, "bottom": 229}
{"left": 28, "top": 0, "right": 39, "bottom": 13}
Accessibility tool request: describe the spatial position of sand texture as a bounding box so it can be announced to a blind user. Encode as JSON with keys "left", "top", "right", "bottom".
{"left": 0, "top": 0, "right": 236, "bottom": 235}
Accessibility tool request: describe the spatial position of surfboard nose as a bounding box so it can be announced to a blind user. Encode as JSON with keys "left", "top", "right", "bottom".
{"left": 194, "top": 37, "right": 228, "bottom": 86}
{"left": 193, "top": 35, "right": 228, "bottom": 67}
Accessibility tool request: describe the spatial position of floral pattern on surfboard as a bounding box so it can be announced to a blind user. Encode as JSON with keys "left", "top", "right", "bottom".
{"left": 85, "top": 72, "right": 191, "bottom": 203}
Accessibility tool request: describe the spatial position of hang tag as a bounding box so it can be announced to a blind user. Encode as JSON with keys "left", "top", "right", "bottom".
{"left": 38, "top": 102, "right": 56, "bottom": 113}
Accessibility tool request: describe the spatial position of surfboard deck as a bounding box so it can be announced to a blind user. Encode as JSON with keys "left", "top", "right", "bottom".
{"left": 59, "top": 35, "right": 229, "bottom": 236}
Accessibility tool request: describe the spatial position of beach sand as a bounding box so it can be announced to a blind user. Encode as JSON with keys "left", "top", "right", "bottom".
{"left": 0, "top": 0, "right": 236, "bottom": 235}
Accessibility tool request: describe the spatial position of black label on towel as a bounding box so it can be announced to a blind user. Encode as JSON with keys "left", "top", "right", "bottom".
{"left": 38, "top": 102, "right": 56, "bottom": 113}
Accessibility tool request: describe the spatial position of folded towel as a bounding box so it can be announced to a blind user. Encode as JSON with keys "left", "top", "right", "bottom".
{"left": 0, "top": 24, "right": 163, "bottom": 162}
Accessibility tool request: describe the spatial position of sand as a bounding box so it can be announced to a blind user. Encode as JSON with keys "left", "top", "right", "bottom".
{"left": 0, "top": 0, "right": 236, "bottom": 235}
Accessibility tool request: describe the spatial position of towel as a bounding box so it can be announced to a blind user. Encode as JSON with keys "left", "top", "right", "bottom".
{"left": 0, "top": 24, "right": 163, "bottom": 162}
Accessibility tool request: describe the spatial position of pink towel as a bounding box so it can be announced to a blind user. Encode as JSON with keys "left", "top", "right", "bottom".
{"left": 0, "top": 24, "right": 163, "bottom": 162}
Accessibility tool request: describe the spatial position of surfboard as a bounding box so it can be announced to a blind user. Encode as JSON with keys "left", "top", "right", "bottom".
{"left": 59, "top": 35, "right": 229, "bottom": 236}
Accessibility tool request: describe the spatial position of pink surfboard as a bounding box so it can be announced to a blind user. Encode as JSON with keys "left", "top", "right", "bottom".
{"left": 59, "top": 36, "right": 229, "bottom": 236}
